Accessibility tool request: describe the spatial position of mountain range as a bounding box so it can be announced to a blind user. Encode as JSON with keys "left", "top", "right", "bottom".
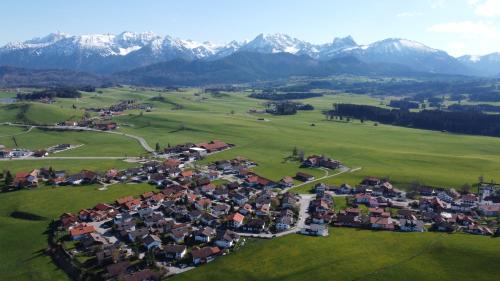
{"left": 1, "top": 32, "right": 499, "bottom": 77}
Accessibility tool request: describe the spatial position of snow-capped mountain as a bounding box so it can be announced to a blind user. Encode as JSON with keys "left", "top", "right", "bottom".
{"left": 238, "top": 33, "right": 319, "bottom": 57}
{"left": 0, "top": 32, "right": 493, "bottom": 75}
{"left": 458, "top": 53, "right": 500, "bottom": 76}
{"left": 329, "top": 38, "right": 469, "bottom": 74}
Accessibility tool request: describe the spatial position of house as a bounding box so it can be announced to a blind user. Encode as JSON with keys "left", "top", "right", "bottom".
{"left": 242, "top": 218, "right": 266, "bottom": 233}
{"left": 370, "top": 216, "right": 395, "bottom": 231}
{"left": 69, "top": 224, "right": 96, "bottom": 240}
{"left": 196, "top": 140, "right": 230, "bottom": 153}
{"left": 398, "top": 219, "right": 425, "bottom": 232}
{"left": 169, "top": 225, "right": 191, "bottom": 243}
{"left": 191, "top": 246, "right": 221, "bottom": 265}
{"left": 13, "top": 171, "right": 38, "bottom": 188}
{"left": 466, "top": 224, "right": 494, "bottom": 236}
{"left": 478, "top": 204, "right": 500, "bottom": 216}
{"left": 239, "top": 203, "right": 254, "bottom": 215}
{"left": 211, "top": 204, "right": 230, "bottom": 216}
{"left": 105, "top": 261, "right": 130, "bottom": 279}
{"left": 295, "top": 172, "right": 314, "bottom": 182}
{"left": 215, "top": 230, "right": 240, "bottom": 248}
{"left": 281, "top": 192, "right": 299, "bottom": 209}
{"left": 82, "top": 232, "right": 110, "bottom": 249}
{"left": 361, "top": 177, "right": 381, "bottom": 186}
{"left": 354, "top": 193, "right": 371, "bottom": 204}
{"left": 143, "top": 234, "right": 162, "bottom": 250}
{"left": 227, "top": 212, "right": 245, "bottom": 229}
{"left": 128, "top": 228, "right": 149, "bottom": 242}
{"left": 276, "top": 215, "right": 294, "bottom": 231}
{"left": 256, "top": 203, "right": 271, "bottom": 216}
{"left": 461, "top": 194, "right": 478, "bottom": 206}
{"left": 301, "top": 223, "right": 328, "bottom": 236}
{"left": 195, "top": 198, "right": 212, "bottom": 210}
{"left": 302, "top": 155, "right": 341, "bottom": 169}
{"left": 200, "top": 212, "right": 219, "bottom": 226}
{"left": 189, "top": 147, "right": 208, "bottom": 156}
{"left": 194, "top": 227, "right": 216, "bottom": 243}
{"left": 164, "top": 244, "right": 187, "bottom": 260}
{"left": 124, "top": 199, "right": 141, "bottom": 211}
{"left": 311, "top": 211, "right": 334, "bottom": 224}
{"left": 231, "top": 193, "right": 248, "bottom": 206}
{"left": 60, "top": 213, "right": 78, "bottom": 229}
{"left": 279, "top": 176, "right": 294, "bottom": 188}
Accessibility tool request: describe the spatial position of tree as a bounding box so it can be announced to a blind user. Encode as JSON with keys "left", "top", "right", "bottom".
{"left": 292, "top": 147, "right": 298, "bottom": 157}
{"left": 461, "top": 183, "right": 471, "bottom": 194}
{"left": 4, "top": 171, "right": 13, "bottom": 187}
{"left": 297, "top": 150, "right": 305, "bottom": 162}
{"left": 155, "top": 142, "right": 161, "bottom": 152}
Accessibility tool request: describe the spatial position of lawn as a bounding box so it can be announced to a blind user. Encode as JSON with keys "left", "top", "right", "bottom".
{"left": 0, "top": 183, "right": 158, "bottom": 281}
{"left": 171, "top": 228, "right": 500, "bottom": 281}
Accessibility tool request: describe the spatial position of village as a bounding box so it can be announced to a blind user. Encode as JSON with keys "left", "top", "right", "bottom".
{"left": 2, "top": 139, "right": 499, "bottom": 281}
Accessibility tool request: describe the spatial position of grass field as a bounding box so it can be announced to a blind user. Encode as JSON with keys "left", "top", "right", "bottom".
{"left": 0, "top": 183, "right": 157, "bottom": 281}
{"left": 171, "top": 228, "right": 500, "bottom": 281}
{"left": 107, "top": 88, "right": 500, "bottom": 189}
{"left": 1, "top": 87, "right": 500, "bottom": 281}
{"left": 0, "top": 126, "right": 146, "bottom": 157}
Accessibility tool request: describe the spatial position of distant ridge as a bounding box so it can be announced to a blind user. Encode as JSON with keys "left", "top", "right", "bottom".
{"left": 0, "top": 32, "right": 495, "bottom": 76}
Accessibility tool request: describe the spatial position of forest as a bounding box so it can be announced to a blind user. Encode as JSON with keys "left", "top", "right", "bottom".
{"left": 326, "top": 103, "right": 500, "bottom": 137}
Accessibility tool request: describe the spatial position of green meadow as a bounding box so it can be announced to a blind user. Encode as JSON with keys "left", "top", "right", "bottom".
{"left": 1, "top": 87, "right": 500, "bottom": 281}
{"left": 171, "top": 228, "right": 500, "bottom": 281}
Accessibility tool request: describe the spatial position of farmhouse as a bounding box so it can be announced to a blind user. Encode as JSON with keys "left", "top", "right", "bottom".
{"left": 196, "top": 140, "right": 230, "bottom": 153}
{"left": 295, "top": 172, "right": 314, "bottom": 182}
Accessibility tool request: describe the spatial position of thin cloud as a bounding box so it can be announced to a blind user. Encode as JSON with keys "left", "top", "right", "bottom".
{"left": 429, "top": 21, "right": 499, "bottom": 37}
{"left": 397, "top": 12, "right": 424, "bottom": 18}
{"left": 473, "top": 0, "right": 500, "bottom": 17}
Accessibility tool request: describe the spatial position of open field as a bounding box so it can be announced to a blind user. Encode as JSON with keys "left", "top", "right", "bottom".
{"left": 2, "top": 87, "right": 500, "bottom": 188}
{"left": 0, "top": 183, "right": 157, "bottom": 281}
{"left": 0, "top": 126, "right": 146, "bottom": 157}
{"left": 171, "top": 228, "right": 500, "bottom": 281}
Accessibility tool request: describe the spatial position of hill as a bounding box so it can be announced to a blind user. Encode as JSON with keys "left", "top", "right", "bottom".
{"left": 0, "top": 66, "right": 111, "bottom": 88}
{"left": 114, "top": 52, "right": 422, "bottom": 86}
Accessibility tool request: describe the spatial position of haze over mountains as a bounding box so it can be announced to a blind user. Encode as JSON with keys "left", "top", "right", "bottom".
{"left": 0, "top": 31, "right": 499, "bottom": 84}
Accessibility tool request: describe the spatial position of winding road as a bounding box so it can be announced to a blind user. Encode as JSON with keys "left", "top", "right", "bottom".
{"left": 0, "top": 122, "right": 154, "bottom": 153}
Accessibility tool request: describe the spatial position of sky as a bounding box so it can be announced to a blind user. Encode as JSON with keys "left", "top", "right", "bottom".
{"left": 1, "top": 0, "right": 500, "bottom": 56}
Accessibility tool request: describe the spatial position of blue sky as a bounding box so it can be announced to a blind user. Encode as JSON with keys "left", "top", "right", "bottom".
{"left": 1, "top": 0, "right": 500, "bottom": 56}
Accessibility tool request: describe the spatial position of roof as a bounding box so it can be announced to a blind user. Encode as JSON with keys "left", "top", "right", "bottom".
{"left": 116, "top": 196, "right": 134, "bottom": 205}
{"left": 191, "top": 246, "right": 220, "bottom": 259}
{"left": 227, "top": 212, "right": 245, "bottom": 223}
{"left": 70, "top": 224, "right": 95, "bottom": 237}
{"left": 296, "top": 172, "right": 313, "bottom": 178}
{"left": 196, "top": 140, "right": 228, "bottom": 151}
{"left": 164, "top": 244, "right": 187, "bottom": 253}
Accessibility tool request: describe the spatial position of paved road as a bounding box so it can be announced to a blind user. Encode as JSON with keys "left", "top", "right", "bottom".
{"left": 280, "top": 166, "right": 361, "bottom": 194}
{"left": 1, "top": 123, "right": 154, "bottom": 153}
{"left": 0, "top": 156, "right": 143, "bottom": 161}
{"left": 236, "top": 194, "right": 314, "bottom": 239}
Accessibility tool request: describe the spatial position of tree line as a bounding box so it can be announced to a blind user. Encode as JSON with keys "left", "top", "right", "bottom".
{"left": 325, "top": 103, "right": 500, "bottom": 137}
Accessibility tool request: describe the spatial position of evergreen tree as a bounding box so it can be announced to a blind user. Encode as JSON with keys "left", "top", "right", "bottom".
{"left": 4, "top": 171, "right": 13, "bottom": 186}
